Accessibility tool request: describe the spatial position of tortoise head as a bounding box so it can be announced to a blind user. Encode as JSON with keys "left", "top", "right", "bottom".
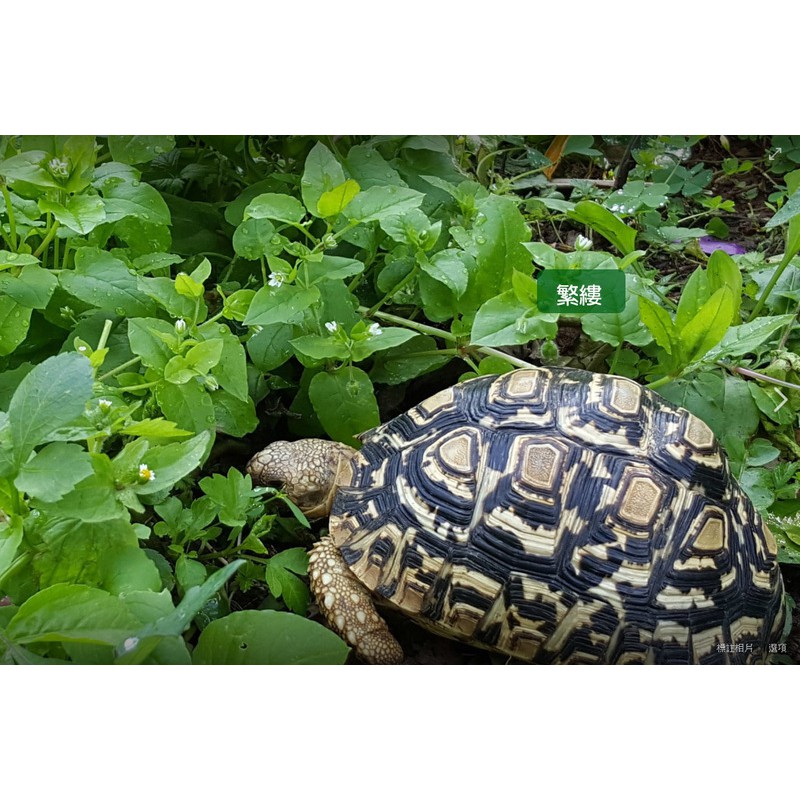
{"left": 246, "top": 439, "right": 358, "bottom": 519}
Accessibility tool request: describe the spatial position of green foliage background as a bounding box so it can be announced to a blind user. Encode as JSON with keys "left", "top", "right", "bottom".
{"left": 1, "top": 134, "right": 799, "bottom": 664}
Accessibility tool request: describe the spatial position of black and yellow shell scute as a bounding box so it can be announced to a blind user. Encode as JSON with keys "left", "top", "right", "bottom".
{"left": 329, "top": 368, "right": 786, "bottom": 664}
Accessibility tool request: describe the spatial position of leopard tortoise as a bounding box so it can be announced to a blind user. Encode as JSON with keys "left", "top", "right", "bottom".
{"left": 247, "top": 367, "right": 786, "bottom": 664}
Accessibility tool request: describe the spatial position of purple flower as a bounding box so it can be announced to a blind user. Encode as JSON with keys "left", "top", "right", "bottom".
{"left": 699, "top": 236, "right": 746, "bottom": 256}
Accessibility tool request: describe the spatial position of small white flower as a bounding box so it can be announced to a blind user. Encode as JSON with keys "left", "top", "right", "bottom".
{"left": 325, "top": 321, "right": 339, "bottom": 333}
{"left": 48, "top": 157, "right": 70, "bottom": 178}
{"left": 138, "top": 463, "right": 156, "bottom": 482}
{"left": 267, "top": 272, "right": 285, "bottom": 287}
{"left": 574, "top": 234, "right": 593, "bottom": 251}
{"left": 627, "top": 207, "right": 635, "bottom": 214}
{"left": 98, "top": 399, "right": 112, "bottom": 410}
{"left": 368, "top": 323, "right": 383, "bottom": 337}
{"left": 174, "top": 318, "right": 187, "bottom": 334}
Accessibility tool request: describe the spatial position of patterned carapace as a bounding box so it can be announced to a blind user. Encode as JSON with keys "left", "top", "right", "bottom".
{"left": 329, "top": 368, "right": 785, "bottom": 664}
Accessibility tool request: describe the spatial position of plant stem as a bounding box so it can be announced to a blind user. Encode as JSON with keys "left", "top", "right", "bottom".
{"left": 645, "top": 375, "right": 675, "bottom": 390}
{"left": 99, "top": 356, "right": 142, "bottom": 381}
{"left": 366, "top": 266, "right": 419, "bottom": 316}
{"left": 0, "top": 183, "right": 17, "bottom": 250}
{"left": 96, "top": 318, "right": 114, "bottom": 351}
{"left": 748, "top": 251, "right": 794, "bottom": 321}
{"left": 362, "top": 306, "right": 543, "bottom": 372}
{"left": 362, "top": 307, "right": 457, "bottom": 342}
{"left": 33, "top": 218, "right": 59, "bottom": 258}
{"left": 727, "top": 365, "right": 800, "bottom": 392}
{"left": 475, "top": 347, "right": 535, "bottom": 369}
{"left": 607, "top": 343, "right": 622, "bottom": 375}
{"left": 777, "top": 302, "right": 800, "bottom": 350}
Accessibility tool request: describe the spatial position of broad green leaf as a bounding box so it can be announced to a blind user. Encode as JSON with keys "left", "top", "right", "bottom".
{"left": 225, "top": 178, "right": 284, "bottom": 226}
{"left": 419, "top": 270, "right": 459, "bottom": 322}
{"left": 243, "top": 284, "right": 321, "bottom": 326}
{"left": 199, "top": 468, "right": 252, "bottom": 528}
{"left": 36, "top": 461, "right": 126, "bottom": 523}
{"left": 192, "top": 610, "right": 350, "bottom": 665}
{"left": 265, "top": 548, "right": 310, "bottom": 614}
{"left": 114, "top": 560, "right": 244, "bottom": 664}
{"left": 245, "top": 193, "right": 306, "bottom": 224}
{"left": 6, "top": 584, "right": 139, "bottom": 646}
{"left": 305, "top": 255, "right": 365, "bottom": 283}
{"left": 702, "top": 314, "right": 795, "bottom": 360}
{"left": 60, "top": 247, "right": 157, "bottom": 317}
{"left": 658, "top": 372, "right": 759, "bottom": 440}
{"left": 344, "top": 185, "right": 425, "bottom": 224}
{"left": 308, "top": 367, "right": 380, "bottom": 446}
{"left": 379, "top": 208, "right": 439, "bottom": 246}
{"left": 783, "top": 170, "right": 800, "bottom": 263}
{"left": 567, "top": 201, "right": 637, "bottom": 255}
{"left": 747, "top": 438, "right": 781, "bottom": 467}
{"left": 7, "top": 352, "right": 93, "bottom": 468}
{"left": 185, "top": 338, "right": 223, "bottom": 374}
{"left": 205, "top": 325, "right": 249, "bottom": 402}
{"left": 370, "top": 335, "right": 451, "bottom": 385}
{"left": 675, "top": 266, "right": 710, "bottom": 330}
{"left": 98, "top": 546, "right": 161, "bottom": 595}
{"left": 523, "top": 242, "right": 571, "bottom": 269}
{"left": 127, "top": 317, "right": 176, "bottom": 370}
{"left": 471, "top": 291, "right": 558, "bottom": 347}
{"left": 765, "top": 174, "right": 800, "bottom": 230}
{"left": 155, "top": 379, "right": 215, "bottom": 434}
{"left": 120, "top": 418, "right": 192, "bottom": 440}
{"left": 346, "top": 144, "right": 406, "bottom": 189}
{"left": 113, "top": 590, "right": 191, "bottom": 665}
{"left": 0, "top": 296, "right": 33, "bottom": 356}
{"left": 638, "top": 297, "right": 679, "bottom": 355}
{"left": 107, "top": 136, "right": 176, "bottom": 165}
{"left": 136, "top": 431, "right": 212, "bottom": 496}
{"left": 317, "top": 179, "right": 360, "bottom": 218}
{"left": 748, "top": 383, "right": 795, "bottom": 425}
{"left": 15, "top": 442, "right": 94, "bottom": 502}
{"left": 174, "top": 271, "right": 204, "bottom": 299}
{"left": 349, "top": 327, "right": 418, "bottom": 361}
{"left": 291, "top": 334, "right": 350, "bottom": 361}
{"left": 461, "top": 194, "right": 532, "bottom": 312}
{"left": 302, "top": 142, "right": 346, "bottom": 217}
{"left": 581, "top": 293, "right": 654, "bottom": 347}
{"left": 247, "top": 323, "right": 295, "bottom": 372}
{"left": 210, "top": 389, "right": 258, "bottom": 437}
{"left": 137, "top": 276, "right": 196, "bottom": 319}
{"left": 163, "top": 355, "right": 195, "bottom": 384}
{"left": 0, "top": 515, "right": 23, "bottom": 579}
{"left": 102, "top": 180, "right": 171, "bottom": 226}
{"left": 0, "top": 151, "right": 61, "bottom": 189}
{"left": 0, "top": 265, "right": 58, "bottom": 309}
{"left": 679, "top": 287, "right": 735, "bottom": 363}
{"left": 38, "top": 194, "right": 106, "bottom": 235}
{"left": 422, "top": 249, "right": 469, "bottom": 297}
{"left": 706, "top": 249, "right": 742, "bottom": 324}
{"left": 0, "top": 251, "right": 40, "bottom": 271}
{"left": 176, "top": 555, "right": 208, "bottom": 595}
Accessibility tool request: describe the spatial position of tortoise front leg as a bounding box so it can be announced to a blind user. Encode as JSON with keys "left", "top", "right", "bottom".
{"left": 309, "top": 537, "right": 404, "bottom": 665}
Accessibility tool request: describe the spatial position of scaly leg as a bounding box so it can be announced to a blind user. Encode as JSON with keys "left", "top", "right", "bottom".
{"left": 308, "top": 537, "right": 404, "bottom": 664}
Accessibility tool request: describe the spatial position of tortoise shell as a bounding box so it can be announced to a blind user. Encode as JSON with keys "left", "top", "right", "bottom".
{"left": 328, "top": 368, "right": 786, "bottom": 664}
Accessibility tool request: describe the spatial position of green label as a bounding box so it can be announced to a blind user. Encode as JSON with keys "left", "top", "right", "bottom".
{"left": 537, "top": 269, "right": 625, "bottom": 313}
